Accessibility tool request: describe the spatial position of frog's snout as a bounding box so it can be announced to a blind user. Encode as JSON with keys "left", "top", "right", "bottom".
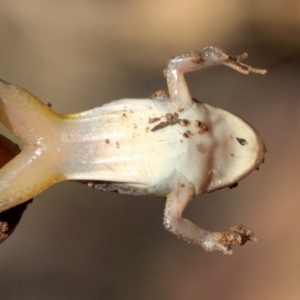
{"left": 206, "top": 105, "right": 266, "bottom": 192}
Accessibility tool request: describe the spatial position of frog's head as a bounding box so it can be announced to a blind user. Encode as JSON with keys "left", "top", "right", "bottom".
{"left": 204, "top": 104, "right": 266, "bottom": 192}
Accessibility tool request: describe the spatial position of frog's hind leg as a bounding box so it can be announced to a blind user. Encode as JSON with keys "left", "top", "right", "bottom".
{"left": 0, "top": 146, "right": 62, "bottom": 213}
{"left": 163, "top": 173, "right": 256, "bottom": 254}
{"left": 0, "top": 79, "right": 60, "bottom": 142}
{"left": 0, "top": 79, "right": 62, "bottom": 213}
{"left": 164, "top": 47, "right": 266, "bottom": 109}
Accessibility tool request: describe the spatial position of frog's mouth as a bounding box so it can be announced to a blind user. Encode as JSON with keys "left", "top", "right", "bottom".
{"left": 204, "top": 104, "right": 266, "bottom": 193}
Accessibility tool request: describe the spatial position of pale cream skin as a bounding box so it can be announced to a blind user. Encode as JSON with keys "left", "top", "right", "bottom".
{"left": 0, "top": 47, "right": 266, "bottom": 254}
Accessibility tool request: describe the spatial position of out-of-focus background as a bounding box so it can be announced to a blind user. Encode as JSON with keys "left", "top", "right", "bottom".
{"left": 0, "top": 1, "right": 300, "bottom": 299}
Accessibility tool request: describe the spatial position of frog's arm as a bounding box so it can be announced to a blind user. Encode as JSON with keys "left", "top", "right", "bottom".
{"left": 162, "top": 172, "right": 256, "bottom": 254}
{"left": 164, "top": 47, "right": 266, "bottom": 108}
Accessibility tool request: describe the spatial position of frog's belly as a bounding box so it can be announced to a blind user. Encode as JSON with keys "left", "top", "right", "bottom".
{"left": 58, "top": 95, "right": 264, "bottom": 194}
{"left": 61, "top": 99, "right": 192, "bottom": 188}
{"left": 85, "top": 130, "right": 179, "bottom": 187}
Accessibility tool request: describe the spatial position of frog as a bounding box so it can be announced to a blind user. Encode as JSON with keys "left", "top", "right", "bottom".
{"left": 0, "top": 47, "right": 266, "bottom": 254}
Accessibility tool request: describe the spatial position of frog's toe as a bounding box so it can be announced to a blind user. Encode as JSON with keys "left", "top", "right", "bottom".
{"left": 201, "top": 225, "right": 256, "bottom": 255}
{"left": 216, "top": 225, "right": 257, "bottom": 254}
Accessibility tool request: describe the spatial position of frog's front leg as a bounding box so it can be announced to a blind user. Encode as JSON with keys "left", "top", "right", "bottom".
{"left": 163, "top": 173, "right": 256, "bottom": 255}
{"left": 165, "top": 47, "right": 266, "bottom": 109}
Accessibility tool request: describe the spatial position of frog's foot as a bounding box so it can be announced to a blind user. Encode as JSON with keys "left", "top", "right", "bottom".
{"left": 165, "top": 47, "right": 267, "bottom": 77}
{"left": 201, "top": 225, "right": 257, "bottom": 255}
{"left": 164, "top": 46, "right": 266, "bottom": 108}
{"left": 185, "top": 47, "right": 267, "bottom": 75}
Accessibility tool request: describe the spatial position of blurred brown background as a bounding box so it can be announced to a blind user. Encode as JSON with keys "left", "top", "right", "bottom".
{"left": 0, "top": 1, "right": 300, "bottom": 299}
